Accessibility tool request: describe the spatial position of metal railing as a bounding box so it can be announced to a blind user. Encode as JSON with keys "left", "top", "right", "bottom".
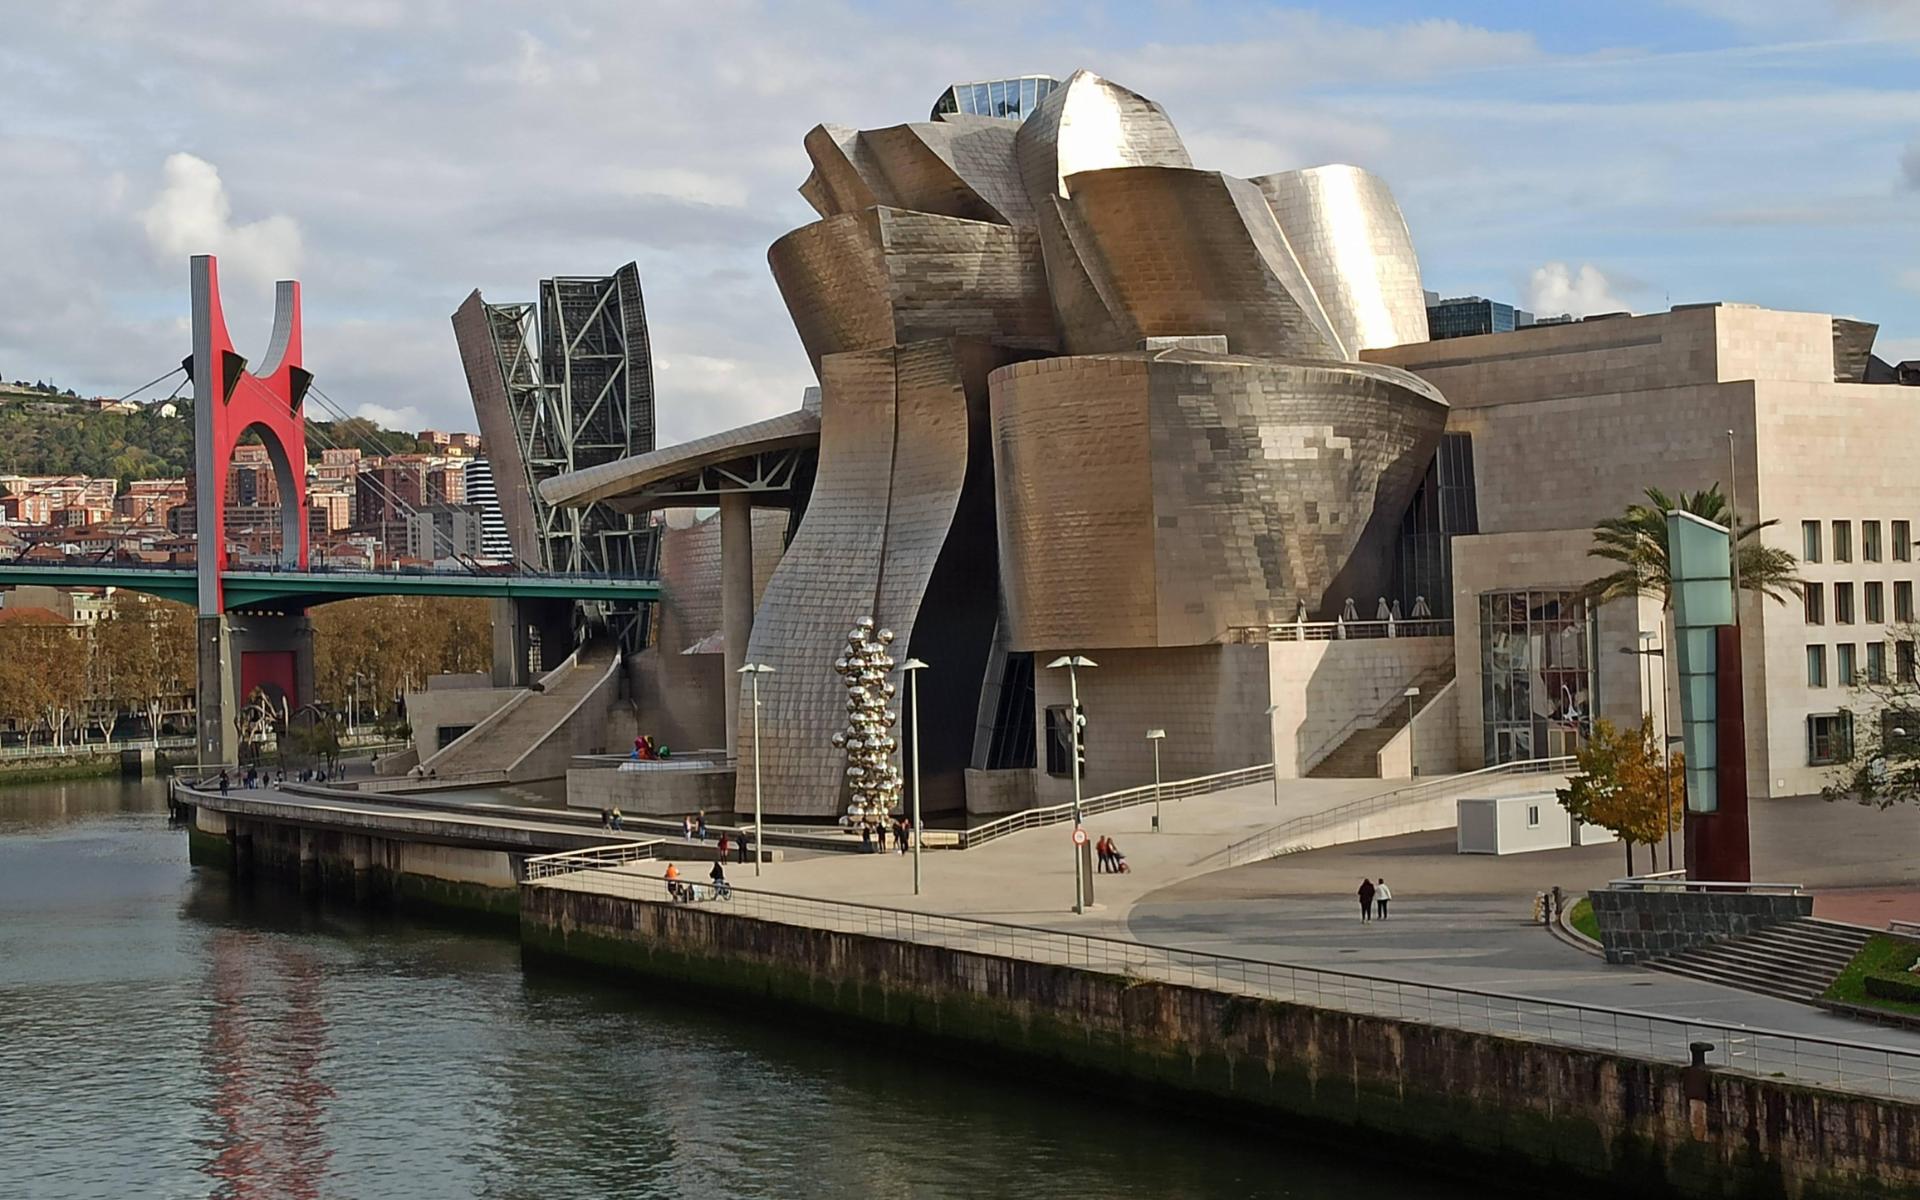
{"left": 524, "top": 841, "right": 660, "bottom": 881}
{"left": 958, "top": 763, "right": 1275, "bottom": 850}
{"left": 1227, "top": 618, "right": 1453, "bottom": 643}
{"left": 1210, "top": 756, "right": 1577, "bottom": 868}
{"left": 528, "top": 872, "right": 1920, "bottom": 1100}
{"left": 1608, "top": 876, "right": 1805, "bottom": 895}
{"left": 0, "top": 734, "right": 194, "bottom": 760}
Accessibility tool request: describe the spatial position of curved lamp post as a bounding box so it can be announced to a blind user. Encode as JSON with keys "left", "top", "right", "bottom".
{"left": 902, "top": 657, "right": 929, "bottom": 895}
{"left": 1046, "top": 654, "right": 1097, "bottom": 914}
{"left": 736, "top": 662, "right": 775, "bottom": 876}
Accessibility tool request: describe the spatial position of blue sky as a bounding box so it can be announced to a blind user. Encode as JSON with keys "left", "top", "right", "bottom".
{"left": 0, "top": 1, "right": 1914, "bottom": 437}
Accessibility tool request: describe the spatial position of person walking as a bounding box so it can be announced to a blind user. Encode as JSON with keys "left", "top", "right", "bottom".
{"left": 717, "top": 833, "right": 731, "bottom": 861}
{"left": 218, "top": 769, "right": 229, "bottom": 795}
{"left": 610, "top": 808, "right": 624, "bottom": 832}
{"left": 860, "top": 824, "right": 873, "bottom": 854}
{"left": 682, "top": 815, "right": 694, "bottom": 840}
{"left": 737, "top": 832, "right": 750, "bottom": 865}
{"left": 695, "top": 814, "right": 708, "bottom": 842}
{"left": 1374, "top": 878, "right": 1392, "bottom": 920}
{"left": 1094, "top": 835, "right": 1111, "bottom": 873}
{"left": 1357, "top": 877, "right": 1376, "bottom": 921}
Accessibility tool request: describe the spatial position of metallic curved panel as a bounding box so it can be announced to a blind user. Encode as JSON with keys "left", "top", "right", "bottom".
{"left": 769, "top": 208, "right": 1054, "bottom": 372}
{"left": 536, "top": 406, "right": 820, "bottom": 510}
{"left": 990, "top": 351, "right": 1447, "bottom": 649}
{"left": 1252, "top": 165, "right": 1429, "bottom": 351}
{"left": 1058, "top": 167, "right": 1344, "bottom": 360}
{"left": 736, "top": 340, "right": 998, "bottom": 817}
{"left": 1013, "top": 69, "right": 1192, "bottom": 204}
{"left": 800, "top": 124, "right": 897, "bottom": 216}
{"left": 860, "top": 121, "right": 1032, "bottom": 226}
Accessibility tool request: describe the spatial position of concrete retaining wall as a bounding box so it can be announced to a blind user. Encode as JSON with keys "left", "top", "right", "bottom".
{"left": 522, "top": 885, "right": 1920, "bottom": 1199}
{"left": 1591, "top": 887, "right": 1815, "bottom": 966}
{"left": 566, "top": 763, "right": 735, "bottom": 815}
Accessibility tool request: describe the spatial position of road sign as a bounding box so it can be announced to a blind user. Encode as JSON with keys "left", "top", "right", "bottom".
{"left": 1071, "top": 827, "right": 1088, "bottom": 845}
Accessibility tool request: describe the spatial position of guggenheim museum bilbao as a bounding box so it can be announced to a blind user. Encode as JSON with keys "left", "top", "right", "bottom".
{"left": 539, "top": 70, "right": 1919, "bottom": 820}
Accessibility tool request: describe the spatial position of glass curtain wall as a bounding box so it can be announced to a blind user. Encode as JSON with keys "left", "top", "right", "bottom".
{"left": 1394, "top": 433, "right": 1478, "bottom": 618}
{"left": 1480, "top": 589, "right": 1596, "bottom": 764}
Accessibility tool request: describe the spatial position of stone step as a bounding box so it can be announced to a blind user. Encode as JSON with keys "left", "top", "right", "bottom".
{"left": 1676, "top": 947, "right": 1837, "bottom": 991}
{"left": 1648, "top": 957, "right": 1818, "bottom": 1001}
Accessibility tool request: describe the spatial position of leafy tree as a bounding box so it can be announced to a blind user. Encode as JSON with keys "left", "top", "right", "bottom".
{"left": 1557, "top": 717, "right": 1684, "bottom": 875}
{"left": 1821, "top": 630, "right": 1920, "bottom": 808}
{"left": 0, "top": 615, "right": 90, "bottom": 749}
{"left": 311, "top": 596, "right": 492, "bottom": 717}
{"left": 93, "top": 593, "right": 196, "bottom": 744}
{"left": 1583, "top": 484, "right": 1802, "bottom": 608}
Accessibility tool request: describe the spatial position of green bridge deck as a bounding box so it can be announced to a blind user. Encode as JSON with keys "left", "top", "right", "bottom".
{"left": 0, "top": 563, "right": 661, "bottom": 609}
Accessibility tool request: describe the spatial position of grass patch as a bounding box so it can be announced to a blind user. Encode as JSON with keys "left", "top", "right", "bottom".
{"left": 1824, "top": 933, "right": 1920, "bottom": 1017}
{"left": 1568, "top": 897, "right": 1600, "bottom": 943}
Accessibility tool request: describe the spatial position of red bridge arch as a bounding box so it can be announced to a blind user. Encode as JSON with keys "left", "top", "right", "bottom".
{"left": 190, "top": 254, "right": 312, "bottom": 613}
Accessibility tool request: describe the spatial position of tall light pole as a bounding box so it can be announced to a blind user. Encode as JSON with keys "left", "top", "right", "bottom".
{"left": 1146, "top": 728, "right": 1166, "bottom": 832}
{"left": 902, "top": 657, "right": 929, "bottom": 895}
{"left": 737, "top": 663, "right": 775, "bottom": 876}
{"left": 1046, "top": 654, "right": 1097, "bottom": 914}
{"left": 1403, "top": 686, "right": 1421, "bottom": 777}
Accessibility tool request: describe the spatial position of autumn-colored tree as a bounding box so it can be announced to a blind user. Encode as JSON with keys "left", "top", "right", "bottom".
{"left": 0, "top": 615, "right": 90, "bottom": 749}
{"left": 311, "top": 596, "right": 492, "bottom": 719}
{"left": 93, "top": 593, "right": 196, "bottom": 744}
{"left": 1557, "top": 717, "right": 1685, "bottom": 875}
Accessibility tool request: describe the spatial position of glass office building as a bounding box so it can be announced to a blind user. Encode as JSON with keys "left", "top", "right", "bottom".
{"left": 930, "top": 76, "right": 1060, "bottom": 122}
{"left": 1427, "top": 296, "right": 1535, "bottom": 340}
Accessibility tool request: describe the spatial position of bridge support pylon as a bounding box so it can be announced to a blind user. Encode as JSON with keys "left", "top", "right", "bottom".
{"left": 196, "top": 613, "right": 315, "bottom": 769}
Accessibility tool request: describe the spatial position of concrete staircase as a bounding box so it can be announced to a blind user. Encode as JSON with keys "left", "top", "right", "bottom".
{"left": 1647, "top": 918, "right": 1873, "bottom": 1001}
{"left": 421, "top": 640, "right": 620, "bottom": 781}
{"left": 1307, "top": 662, "right": 1456, "bottom": 779}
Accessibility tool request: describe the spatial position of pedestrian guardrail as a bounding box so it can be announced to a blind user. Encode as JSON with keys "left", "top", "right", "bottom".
{"left": 1608, "top": 876, "right": 1805, "bottom": 895}
{"left": 1225, "top": 618, "right": 1453, "bottom": 643}
{"left": 0, "top": 735, "right": 195, "bottom": 760}
{"left": 1208, "top": 756, "right": 1577, "bottom": 868}
{"left": 957, "top": 763, "right": 1275, "bottom": 850}
{"left": 524, "top": 841, "right": 660, "bottom": 881}
{"left": 527, "top": 870, "right": 1920, "bottom": 1101}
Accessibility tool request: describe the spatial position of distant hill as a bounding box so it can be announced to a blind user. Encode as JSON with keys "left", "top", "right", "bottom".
{"left": 0, "top": 394, "right": 447, "bottom": 483}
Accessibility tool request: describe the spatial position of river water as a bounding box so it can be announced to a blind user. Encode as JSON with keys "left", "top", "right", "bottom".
{"left": 0, "top": 777, "right": 1490, "bottom": 1199}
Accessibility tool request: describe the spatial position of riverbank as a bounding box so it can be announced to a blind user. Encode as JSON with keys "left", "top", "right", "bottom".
{"left": 519, "top": 877, "right": 1920, "bottom": 1200}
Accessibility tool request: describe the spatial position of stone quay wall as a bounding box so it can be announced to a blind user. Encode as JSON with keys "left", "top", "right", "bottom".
{"left": 1591, "top": 887, "right": 1815, "bottom": 965}
{"left": 522, "top": 884, "right": 1920, "bottom": 1200}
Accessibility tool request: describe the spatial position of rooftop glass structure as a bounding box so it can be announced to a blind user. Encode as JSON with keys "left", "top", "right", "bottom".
{"left": 930, "top": 76, "right": 1060, "bottom": 122}
{"left": 1427, "top": 296, "right": 1535, "bottom": 340}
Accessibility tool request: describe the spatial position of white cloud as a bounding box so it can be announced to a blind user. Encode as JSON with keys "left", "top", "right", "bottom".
{"left": 352, "top": 401, "right": 425, "bottom": 430}
{"left": 1526, "top": 262, "right": 1633, "bottom": 317}
{"left": 1903, "top": 142, "right": 1920, "bottom": 190}
{"left": 1897, "top": 270, "right": 1920, "bottom": 294}
{"left": 138, "top": 153, "right": 302, "bottom": 288}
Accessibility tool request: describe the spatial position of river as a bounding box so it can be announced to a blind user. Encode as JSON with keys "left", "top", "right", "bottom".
{"left": 0, "top": 776, "right": 1491, "bottom": 1199}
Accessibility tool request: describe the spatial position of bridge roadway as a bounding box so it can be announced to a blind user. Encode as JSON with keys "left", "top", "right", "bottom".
{"left": 0, "top": 562, "right": 660, "bottom": 609}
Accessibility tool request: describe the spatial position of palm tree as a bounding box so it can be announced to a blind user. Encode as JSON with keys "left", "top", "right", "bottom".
{"left": 1583, "top": 484, "right": 1802, "bottom": 608}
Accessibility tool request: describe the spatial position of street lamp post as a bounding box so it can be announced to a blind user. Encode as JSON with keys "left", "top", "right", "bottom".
{"left": 1403, "top": 686, "right": 1421, "bottom": 777}
{"left": 903, "top": 658, "right": 929, "bottom": 895}
{"left": 1146, "top": 728, "right": 1166, "bottom": 832}
{"left": 1046, "top": 654, "right": 1098, "bottom": 914}
{"left": 736, "top": 663, "right": 775, "bottom": 876}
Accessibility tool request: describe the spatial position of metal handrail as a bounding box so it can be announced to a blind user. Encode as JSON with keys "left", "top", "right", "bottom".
{"left": 525, "top": 874, "right": 1920, "bottom": 1101}
{"left": 1608, "top": 876, "right": 1805, "bottom": 895}
{"left": 1227, "top": 618, "right": 1453, "bottom": 643}
{"left": 958, "top": 763, "right": 1275, "bottom": 849}
{"left": 524, "top": 841, "right": 659, "bottom": 881}
{"left": 1209, "top": 756, "right": 1577, "bottom": 868}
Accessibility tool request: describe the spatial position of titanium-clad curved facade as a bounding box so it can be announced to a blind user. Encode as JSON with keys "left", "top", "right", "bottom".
{"left": 1253, "top": 165, "right": 1430, "bottom": 352}
{"left": 549, "top": 66, "right": 1452, "bottom": 817}
{"left": 991, "top": 351, "right": 1447, "bottom": 648}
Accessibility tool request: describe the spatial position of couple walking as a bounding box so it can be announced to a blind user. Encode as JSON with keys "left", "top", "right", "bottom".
{"left": 1356, "top": 877, "right": 1392, "bottom": 921}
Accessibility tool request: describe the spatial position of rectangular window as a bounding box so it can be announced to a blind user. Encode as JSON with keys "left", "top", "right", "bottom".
{"left": 1808, "top": 712, "right": 1853, "bottom": 765}
{"left": 1838, "top": 643, "right": 1857, "bottom": 685}
{"left": 1804, "top": 582, "right": 1825, "bottom": 625}
{"left": 1836, "top": 582, "right": 1856, "bottom": 624}
{"left": 1834, "top": 520, "right": 1853, "bottom": 563}
{"left": 1903, "top": 641, "right": 1918, "bottom": 685}
{"left": 1527, "top": 804, "right": 1541, "bottom": 828}
{"left": 1807, "top": 645, "right": 1827, "bottom": 688}
{"left": 1803, "top": 520, "right": 1823, "bottom": 563}
{"left": 1043, "top": 705, "right": 1073, "bottom": 777}
{"left": 1865, "top": 520, "right": 1883, "bottom": 563}
{"left": 1869, "top": 641, "right": 1888, "bottom": 684}
{"left": 1896, "top": 520, "right": 1911, "bottom": 563}
{"left": 1899, "top": 581, "right": 1915, "bottom": 623}
{"left": 1867, "top": 581, "right": 1886, "bottom": 623}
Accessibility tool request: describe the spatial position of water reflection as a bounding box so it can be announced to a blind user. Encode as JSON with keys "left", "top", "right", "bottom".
{"left": 0, "top": 777, "right": 1499, "bottom": 1199}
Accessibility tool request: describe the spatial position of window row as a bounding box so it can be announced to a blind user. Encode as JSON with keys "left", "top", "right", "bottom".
{"left": 1806, "top": 640, "right": 1915, "bottom": 687}
{"left": 1803, "top": 580, "right": 1914, "bottom": 625}
{"left": 1802, "top": 519, "right": 1911, "bottom": 564}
